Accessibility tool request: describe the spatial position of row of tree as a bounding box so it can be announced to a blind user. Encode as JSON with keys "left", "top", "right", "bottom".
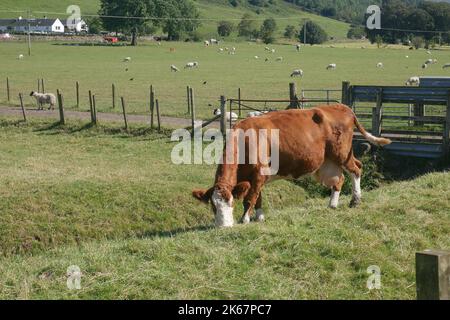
{"left": 98, "top": 0, "right": 200, "bottom": 45}
{"left": 365, "top": 0, "right": 450, "bottom": 45}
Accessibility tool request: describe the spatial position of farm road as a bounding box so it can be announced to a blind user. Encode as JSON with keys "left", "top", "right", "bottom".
{"left": 0, "top": 106, "right": 219, "bottom": 129}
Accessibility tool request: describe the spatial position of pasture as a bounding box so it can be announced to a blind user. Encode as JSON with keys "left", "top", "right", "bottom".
{"left": 2, "top": 40, "right": 450, "bottom": 120}
{"left": 0, "top": 118, "right": 448, "bottom": 299}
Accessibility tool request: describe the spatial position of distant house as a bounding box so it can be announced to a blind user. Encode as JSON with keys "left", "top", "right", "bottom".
{"left": 61, "top": 19, "right": 89, "bottom": 33}
{"left": 0, "top": 18, "right": 65, "bottom": 34}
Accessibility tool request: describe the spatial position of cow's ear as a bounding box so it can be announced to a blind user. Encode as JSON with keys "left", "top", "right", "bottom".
{"left": 232, "top": 182, "right": 251, "bottom": 200}
{"left": 192, "top": 188, "right": 214, "bottom": 203}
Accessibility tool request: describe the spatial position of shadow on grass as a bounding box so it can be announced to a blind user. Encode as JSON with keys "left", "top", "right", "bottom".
{"left": 141, "top": 224, "right": 215, "bottom": 240}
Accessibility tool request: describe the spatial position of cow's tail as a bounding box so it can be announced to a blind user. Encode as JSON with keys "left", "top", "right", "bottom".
{"left": 354, "top": 115, "right": 392, "bottom": 146}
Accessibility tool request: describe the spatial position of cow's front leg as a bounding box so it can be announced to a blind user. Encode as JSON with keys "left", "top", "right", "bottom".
{"left": 255, "top": 194, "right": 265, "bottom": 222}
{"left": 241, "top": 178, "right": 265, "bottom": 224}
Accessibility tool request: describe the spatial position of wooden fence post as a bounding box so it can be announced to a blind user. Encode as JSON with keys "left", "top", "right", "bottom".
{"left": 6, "top": 77, "right": 10, "bottom": 102}
{"left": 220, "top": 95, "right": 226, "bottom": 136}
{"left": 238, "top": 88, "right": 242, "bottom": 118}
{"left": 121, "top": 97, "right": 128, "bottom": 131}
{"left": 341, "top": 81, "right": 350, "bottom": 106}
{"left": 88, "top": 90, "right": 94, "bottom": 124}
{"left": 416, "top": 250, "right": 450, "bottom": 300}
{"left": 414, "top": 101, "right": 425, "bottom": 127}
{"left": 57, "top": 89, "right": 65, "bottom": 125}
{"left": 372, "top": 89, "right": 383, "bottom": 136}
{"left": 289, "top": 83, "right": 299, "bottom": 109}
{"left": 190, "top": 88, "right": 196, "bottom": 136}
{"left": 186, "top": 86, "right": 191, "bottom": 114}
{"left": 18, "top": 93, "right": 26, "bottom": 122}
{"left": 150, "top": 85, "right": 155, "bottom": 129}
{"left": 112, "top": 83, "right": 116, "bottom": 109}
{"left": 41, "top": 78, "right": 45, "bottom": 93}
{"left": 37, "top": 79, "right": 41, "bottom": 93}
{"left": 92, "top": 94, "right": 98, "bottom": 125}
{"left": 76, "top": 81, "right": 80, "bottom": 108}
{"left": 156, "top": 99, "right": 161, "bottom": 132}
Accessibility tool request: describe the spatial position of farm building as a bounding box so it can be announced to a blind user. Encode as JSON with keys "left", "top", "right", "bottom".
{"left": 61, "top": 19, "right": 89, "bottom": 33}
{"left": 0, "top": 18, "right": 65, "bottom": 34}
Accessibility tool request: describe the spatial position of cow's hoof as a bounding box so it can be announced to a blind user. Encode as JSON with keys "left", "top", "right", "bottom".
{"left": 255, "top": 209, "right": 265, "bottom": 222}
{"left": 240, "top": 215, "right": 251, "bottom": 224}
{"left": 329, "top": 204, "right": 338, "bottom": 210}
{"left": 349, "top": 198, "right": 361, "bottom": 208}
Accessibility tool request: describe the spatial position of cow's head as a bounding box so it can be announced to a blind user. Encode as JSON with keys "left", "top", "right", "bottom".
{"left": 192, "top": 182, "right": 251, "bottom": 228}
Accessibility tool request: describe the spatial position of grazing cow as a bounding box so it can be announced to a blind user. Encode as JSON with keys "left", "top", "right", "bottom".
{"left": 192, "top": 104, "right": 391, "bottom": 227}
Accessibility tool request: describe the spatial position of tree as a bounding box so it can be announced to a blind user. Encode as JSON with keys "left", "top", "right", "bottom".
{"left": 260, "top": 18, "right": 277, "bottom": 43}
{"left": 347, "top": 26, "right": 365, "bottom": 39}
{"left": 411, "top": 36, "right": 424, "bottom": 49}
{"left": 152, "top": 0, "right": 200, "bottom": 41}
{"left": 299, "top": 21, "right": 328, "bottom": 45}
{"left": 217, "top": 21, "right": 234, "bottom": 37}
{"left": 238, "top": 13, "right": 257, "bottom": 37}
{"left": 86, "top": 17, "right": 103, "bottom": 34}
{"left": 284, "top": 25, "right": 297, "bottom": 39}
{"left": 99, "top": 0, "right": 151, "bottom": 46}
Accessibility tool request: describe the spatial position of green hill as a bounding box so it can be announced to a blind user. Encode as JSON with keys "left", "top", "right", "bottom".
{"left": 0, "top": 0, "right": 350, "bottom": 40}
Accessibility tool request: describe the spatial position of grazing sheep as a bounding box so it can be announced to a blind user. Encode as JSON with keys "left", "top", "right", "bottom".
{"left": 213, "top": 109, "right": 238, "bottom": 122}
{"left": 377, "top": 62, "right": 384, "bottom": 68}
{"left": 296, "top": 44, "right": 301, "bottom": 51}
{"left": 123, "top": 57, "right": 131, "bottom": 62}
{"left": 326, "top": 63, "right": 337, "bottom": 70}
{"left": 405, "top": 76, "right": 420, "bottom": 86}
{"left": 17, "top": 54, "right": 24, "bottom": 60}
{"left": 210, "top": 39, "right": 219, "bottom": 45}
{"left": 265, "top": 47, "right": 270, "bottom": 51}
{"left": 290, "top": 69, "right": 304, "bottom": 77}
{"left": 30, "top": 91, "right": 57, "bottom": 110}
{"left": 254, "top": 56, "right": 259, "bottom": 59}
{"left": 276, "top": 57, "right": 283, "bottom": 62}
{"left": 185, "top": 62, "right": 199, "bottom": 69}
{"left": 271, "top": 49, "right": 275, "bottom": 53}
{"left": 218, "top": 48, "right": 224, "bottom": 52}
{"left": 422, "top": 63, "right": 428, "bottom": 69}
{"left": 442, "top": 63, "right": 450, "bottom": 69}
{"left": 204, "top": 40, "right": 210, "bottom": 47}
{"left": 170, "top": 65, "right": 180, "bottom": 72}
{"left": 427, "top": 50, "right": 432, "bottom": 55}
{"left": 247, "top": 111, "right": 268, "bottom": 118}
{"left": 405, "top": 55, "right": 409, "bottom": 58}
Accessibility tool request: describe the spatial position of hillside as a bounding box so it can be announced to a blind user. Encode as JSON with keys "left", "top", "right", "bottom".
{"left": 0, "top": 0, "right": 351, "bottom": 40}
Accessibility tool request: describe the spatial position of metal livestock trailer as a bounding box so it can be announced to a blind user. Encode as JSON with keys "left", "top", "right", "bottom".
{"left": 342, "top": 81, "right": 450, "bottom": 160}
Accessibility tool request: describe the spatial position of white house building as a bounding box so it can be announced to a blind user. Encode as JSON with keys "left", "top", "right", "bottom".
{"left": 0, "top": 18, "right": 65, "bottom": 34}
{"left": 61, "top": 19, "right": 89, "bottom": 33}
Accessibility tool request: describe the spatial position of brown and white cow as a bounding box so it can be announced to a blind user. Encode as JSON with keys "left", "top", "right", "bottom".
{"left": 192, "top": 104, "right": 391, "bottom": 228}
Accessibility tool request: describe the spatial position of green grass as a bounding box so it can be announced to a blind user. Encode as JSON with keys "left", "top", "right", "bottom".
{"left": 2, "top": 41, "right": 450, "bottom": 120}
{"left": 0, "top": 118, "right": 449, "bottom": 299}
{"left": 0, "top": 0, "right": 350, "bottom": 40}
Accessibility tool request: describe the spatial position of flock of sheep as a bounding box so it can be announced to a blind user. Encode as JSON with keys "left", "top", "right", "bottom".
{"left": 15, "top": 41, "right": 450, "bottom": 111}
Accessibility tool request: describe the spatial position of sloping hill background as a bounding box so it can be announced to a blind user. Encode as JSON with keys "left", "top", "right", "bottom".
{"left": 0, "top": 0, "right": 350, "bottom": 39}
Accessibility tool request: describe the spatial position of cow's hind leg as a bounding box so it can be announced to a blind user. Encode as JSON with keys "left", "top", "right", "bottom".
{"left": 344, "top": 156, "right": 363, "bottom": 207}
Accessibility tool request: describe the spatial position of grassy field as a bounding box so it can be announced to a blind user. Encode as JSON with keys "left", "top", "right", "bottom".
{"left": 0, "top": 118, "right": 448, "bottom": 299}
{"left": 2, "top": 40, "right": 450, "bottom": 120}
{"left": 0, "top": 0, "right": 350, "bottom": 40}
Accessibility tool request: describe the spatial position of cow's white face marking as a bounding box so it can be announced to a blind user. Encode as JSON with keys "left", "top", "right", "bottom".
{"left": 329, "top": 190, "right": 340, "bottom": 209}
{"left": 211, "top": 189, "right": 234, "bottom": 228}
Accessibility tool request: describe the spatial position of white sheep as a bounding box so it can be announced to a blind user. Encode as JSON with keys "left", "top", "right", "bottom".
{"left": 185, "top": 62, "right": 199, "bottom": 69}
{"left": 276, "top": 57, "right": 283, "bottom": 62}
{"left": 442, "top": 63, "right": 450, "bottom": 69}
{"left": 213, "top": 109, "right": 238, "bottom": 122}
{"left": 377, "top": 62, "right": 384, "bottom": 68}
{"left": 247, "top": 111, "right": 268, "bottom": 118}
{"left": 427, "top": 50, "right": 432, "bottom": 55}
{"left": 290, "top": 69, "right": 304, "bottom": 77}
{"left": 296, "top": 44, "right": 301, "bottom": 51}
{"left": 422, "top": 63, "right": 428, "bottom": 69}
{"left": 254, "top": 56, "right": 259, "bottom": 59}
{"left": 405, "top": 76, "right": 420, "bottom": 86}
{"left": 170, "top": 65, "right": 180, "bottom": 72}
{"left": 204, "top": 40, "right": 210, "bottom": 47}
{"left": 123, "top": 57, "right": 131, "bottom": 62}
{"left": 218, "top": 48, "right": 224, "bottom": 53}
{"left": 17, "top": 54, "right": 24, "bottom": 60}
{"left": 264, "top": 47, "right": 270, "bottom": 51}
{"left": 271, "top": 49, "right": 275, "bottom": 53}
{"left": 326, "top": 63, "right": 337, "bottom": 70}
{"left": 30, "top": 91, "right": 57, "bottom": 110}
